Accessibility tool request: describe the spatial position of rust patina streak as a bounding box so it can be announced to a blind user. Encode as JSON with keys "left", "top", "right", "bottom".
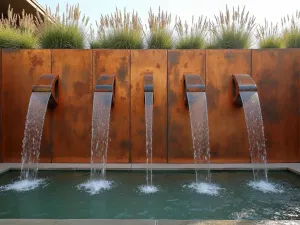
{"left": 51, "top": 50, "right": 93, "bottom": 163}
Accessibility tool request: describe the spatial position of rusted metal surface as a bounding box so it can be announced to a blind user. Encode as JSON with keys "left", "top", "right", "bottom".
{"left": 1, "top": 50, "right": 52, "bottom": 162}
{"left": 32, "top": 74, "right": 59, "bottom": 108}
{"left": 168, "top": 50, "right": 205, "bottom": 163}
{"left": 131, "top": 50, "right": 167, "bottom": 163}
{"left": 206, "top": 50, "right": 250, "bottom": 163}
{"left": 252, "top": 49, "right": 299, "bottom": 162}
{"left": 232, "top": 74, "right": 257, "bottom": 106}
{"left": 51, "top": 50, "right": 93, "bottom": 163}
{"left": 144, "top": 74, "right": 154, "bottom": 92}
{"left": 95, "top": 74, "right": 116, "bottom": 106}
{"left": 93, "top": 50, "right": 130, "bottom": 163}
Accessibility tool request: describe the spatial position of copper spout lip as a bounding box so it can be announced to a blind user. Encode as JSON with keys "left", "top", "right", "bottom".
{"left": 183, "top": 74, "right": 205, "bottom": 106}
{"left": 32, "top": 74, "right": 59, "bottom": 107}
{"left": 184, "top": 74, "right": 205, "bottom": 92}
{"left": 232, "top": 74, "right": 257, "bottom": 106}
{"left": 95, "top": 74, "right": 116, "bottom": 106}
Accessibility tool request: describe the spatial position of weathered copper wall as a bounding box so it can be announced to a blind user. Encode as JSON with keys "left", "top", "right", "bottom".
{"left": 0, "top": 49, "right": 299, "bottom": 163}
{"left": 93, "top": 50, "right": 130, "bottom": 163}
{"left": 168, "top": 50, "right": 205, "bottom": 162}
{"left": 51, "top": 50, "right": 93, "bottom": 163}
{"left": 131, "top": 50, "right": 167, "bottom": 162}
{"left": 252, "top": 49, "right": 300, "bottom": 162}
{"left": 206, "top": 50, "right": 251, "bottom": 162}
{"left": 1, "top": 50, "right": 52, "bottom": 162}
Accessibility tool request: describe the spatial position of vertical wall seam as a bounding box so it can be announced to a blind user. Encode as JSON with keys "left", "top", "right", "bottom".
{"left": 50, "top": 49, "right": 53, "bottom": 163}
{"left": 166, "top": 50, "right": 169, "bottom": 163}
{"left": 129, "top": 50, "right": 132, "bottom": 163}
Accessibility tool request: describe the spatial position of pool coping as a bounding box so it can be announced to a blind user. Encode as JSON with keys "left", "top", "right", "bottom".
{"left": 1, "top": 163, "right": 300, "bottom": 173}
{"left": 0, "top": 219, "right": 299, "bottom": 225}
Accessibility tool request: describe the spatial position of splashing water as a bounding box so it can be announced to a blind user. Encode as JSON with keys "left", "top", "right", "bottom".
{"left": 21, "top": 92, "right": 51, "bottom": 181}
{"left": 90, "top": 92, "right": 112, "bottom": 180}
{"left": 186, "top": 182, "right": 222, "bottom": 196}
{"left": 77, "top": 180, "right": 113, "bottom": 195}
{"left": 186, "top": 92, "right": 211, "bottom": 183}
{"left": 248, "top": 180, "right": 284, "bottom": 193}
{"left": 138, "top": 185, "right": 159, "bottom": 194}
{"left": 240, "top": 92, "right": 268, "bottom": 182}
{"left": 0, "top": 179, "right": 46, "bottom": 192}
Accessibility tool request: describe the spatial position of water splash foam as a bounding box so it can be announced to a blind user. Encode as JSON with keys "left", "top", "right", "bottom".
{"left": 186, "top": 182, "right": 222, "bottom": 196}
{"left": 138, "top": 185, "right": 159, "bottom": 194}
{"left": 248, "top": 180, "right": 284, "bottom": 193}
{"left": 0, "top": 179, "right": 46, "bottom": 192}
{"left": 77, "top": 179, "right": 113, "bottom": 195}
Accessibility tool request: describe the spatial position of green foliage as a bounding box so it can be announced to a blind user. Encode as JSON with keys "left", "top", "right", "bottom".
{"left": 209, "top": 5, "right": 256, "bottom": 49}
{"left": 37, "top": 3, "right": 89, "bottom": 49}
{"left": 256, "top": 19, "right": 282, "bottom": 49}
{"left": 147, "top": 7, "right": 173, "bottom": 49}
{"left": 90, "top": 8, "right": 144, "bottom": 49}
{"left": 175, "top": 16, "right": 208, "bottom": 49}
{"left": 0, "top": 5, "right": 37, "bottom": 49}
{"left": 281, "top": 11, "right": 300, "bottom": 48}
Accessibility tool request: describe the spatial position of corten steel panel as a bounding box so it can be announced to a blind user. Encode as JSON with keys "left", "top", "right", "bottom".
{"left": 93, "top": 50, "right": 130, "bottom": 163}
{"left": 0, "top": 50, "right": 2, "bottom": 163}
{"left": 131, "top": 50, "right": 167, "bottom": 163}
{"left": 206, "top": 50, "right": 251, "bottom": 163}
{"left": 252, "top": 49, "right": 300, "bottom": 162}
{"left": 167, "top": 50, "right": 206, "bottom": 163}
{"left": 1, "top": 50, "right": 52, "bottom": 162}
{"left": 51, "top": 50, "right": 93, "bottom": 163}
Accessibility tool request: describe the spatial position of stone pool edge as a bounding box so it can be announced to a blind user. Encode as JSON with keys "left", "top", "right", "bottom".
{"left": 0, "top": 219, "right": 299, "bottom": 225}
{"left": 1, "top": 163, "right": 300, "bottom": 173}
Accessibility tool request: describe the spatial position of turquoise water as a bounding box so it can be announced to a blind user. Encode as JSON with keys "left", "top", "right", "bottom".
{"left": 0, "top": 170, "right": 300, "bottom": 220}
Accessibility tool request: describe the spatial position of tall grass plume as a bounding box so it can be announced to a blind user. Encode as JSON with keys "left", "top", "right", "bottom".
{"left": 281, "top": 11, "right": 300, "bottom": 48}
{"left": 0, "top": 5, "right": 37, "bottom": 49}
{"left": 90, "top": 8, "right": 144, "bottom": 49}
{"left": 256, "top": 19, "right": 282, "bottom": 48}
{"left": 36, "top": 3, "right": 89, "bottom": 49}
{"left": 147, "top": 7, "right": 173, "bottom": 49}
{"left": 175, "top": 16, "right": 208, "bottom": 49}
{"left": 209, "top": 5, "right": 256, "bottom": 49}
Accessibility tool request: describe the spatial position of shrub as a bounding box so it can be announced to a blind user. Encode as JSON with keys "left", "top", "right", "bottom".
{"left": 175, "top": 16, "right": 208, "bottom": 49}
{"left": 36, "top": 4, "right": 89, "bottom": 49}
{"left": 281, "top": 11, "right": 300, "bottom": 48}
{"left": 209, "top": 5, "right": 256, "bottom": 49}
{"left": 256, "top": 19, "right": 282, "bottom": 48}
{"left": 0, "top": 5, "right": 37, "bottom": 49}
{"left": 90, "top": 8, "right": 144, "bottom": 49}
{"left": 146, "top": 7, "right": 173, "bottom": 49}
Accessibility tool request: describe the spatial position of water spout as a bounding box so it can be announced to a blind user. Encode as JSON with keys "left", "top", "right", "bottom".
{"left": 184, "top": 74, "right": 211, "bottom": 183}
{"left": 90, "top": 74, "right": 115, "bottom": 180}
{"left": 144, "top": 74, "right": 154, "bottom": 187}
{"left": 232, "top": 74, "right": 268, "bottom": 182}
{"left": 21, "top": 74, "right": 58, "bottom": 180}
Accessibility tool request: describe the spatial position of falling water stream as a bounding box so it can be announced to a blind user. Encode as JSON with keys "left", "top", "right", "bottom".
{"left": 21, "top": 92, "right": 51, "bottom": 180}
{"left": 139, "top": 92, "right": 158, "bottom": 194}
{"left": 77, "top": 92, "right": 113, "bottom": 195}
{"left": 240, "top": 92, "right": 268, "bottom": 181}
{"left": 185, "top": 92, "right": 221, "bottom": 195}
{"left": 187, "top": 92, "right": 211, "bottom": 182}
{"left": 0, "top": 92, "right": 51, "bottom": 191}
